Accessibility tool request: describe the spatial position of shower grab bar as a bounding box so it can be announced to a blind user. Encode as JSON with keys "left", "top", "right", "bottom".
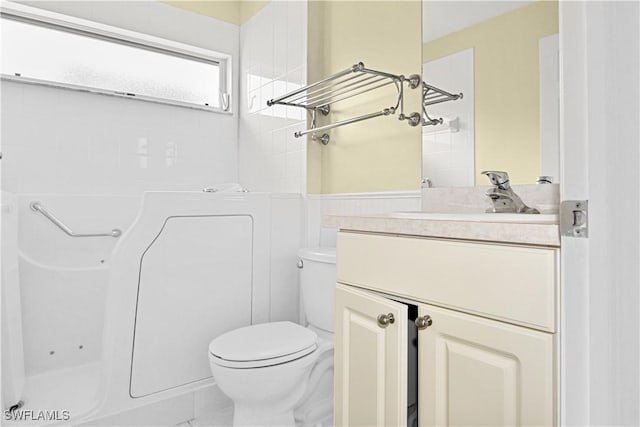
{"left": 30, "top": 201, "right": 122, "bottom": 238}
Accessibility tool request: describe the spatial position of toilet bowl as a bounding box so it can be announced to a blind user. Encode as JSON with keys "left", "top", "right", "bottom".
{"left": 208, "top": 322, "right": 323, "bottom": 426}
{"left": 208, "top": 247, "right": 336, "bottom": 427}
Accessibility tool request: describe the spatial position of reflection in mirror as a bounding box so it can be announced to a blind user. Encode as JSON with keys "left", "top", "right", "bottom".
{"left": 422, "top": 1, "right": 559, "bottom": 187}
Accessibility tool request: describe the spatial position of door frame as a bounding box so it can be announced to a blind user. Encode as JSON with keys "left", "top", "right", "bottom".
{"left": 559, "top": 1, "right": 640, "bottom": 425}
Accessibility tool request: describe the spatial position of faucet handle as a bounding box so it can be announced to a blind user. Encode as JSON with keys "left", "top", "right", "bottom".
{"left": 481, "top": 171, "right": 510, "bottom": 188}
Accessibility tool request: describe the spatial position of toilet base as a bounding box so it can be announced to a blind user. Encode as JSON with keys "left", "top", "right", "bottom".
{"left": 209, "top": 348, "right": 318, "bottom": 427}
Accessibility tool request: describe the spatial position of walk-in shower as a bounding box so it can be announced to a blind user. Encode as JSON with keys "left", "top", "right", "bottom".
{"left": 1, "top": 189, "right": 287, "bottom": 424}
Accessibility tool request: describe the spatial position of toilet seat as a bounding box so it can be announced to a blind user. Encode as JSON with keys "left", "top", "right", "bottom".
{"left": 210, "top": 345, "right": 317, "bottom": 369}
{"left": 209, "top": 321, "right": 318, "bottom": 369}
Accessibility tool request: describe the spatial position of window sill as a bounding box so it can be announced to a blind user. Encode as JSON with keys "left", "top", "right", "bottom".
{"left": 2, "top": 74, "right": 233, "bottom": 115}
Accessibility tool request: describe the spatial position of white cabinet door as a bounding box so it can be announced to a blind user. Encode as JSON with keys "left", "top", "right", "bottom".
{"left": 335, "top": 284, "right": 408, "bottom": 427}
{"left": 418, "top": 303, "right": 556, "bottom": 427}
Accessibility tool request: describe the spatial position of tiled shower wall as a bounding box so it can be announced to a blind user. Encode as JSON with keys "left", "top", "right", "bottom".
{"left": 238, "top": 0, "right": 308, "bottom": 193}
{"left": 0, "top": 1, "right": 242, "bottom": 378}
{"left": 1, "top": 2, "right": 240, "bottom": 195}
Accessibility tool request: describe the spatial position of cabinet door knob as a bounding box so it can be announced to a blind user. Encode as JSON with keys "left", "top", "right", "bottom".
{"left": 415, "top": 315, "right": 433, "bottom": 330}
{"left": 377, "top": 313, "right": 395, "bottom": 328}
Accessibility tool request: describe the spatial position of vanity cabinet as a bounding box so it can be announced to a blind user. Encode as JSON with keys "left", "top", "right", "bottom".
{"left": 418, "top": 303, "right": 554, "bottom": 426}
{"left": 334, "top": 231, "right": 558, "bottom": 427}
{"left": 334, "top": 284, "right": 409, "bottom": 426}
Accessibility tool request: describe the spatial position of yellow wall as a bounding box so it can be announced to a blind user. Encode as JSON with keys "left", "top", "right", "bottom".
{"left": 307, "top": 1, "right": 423, "bottom": 194}
{"left": 423, "top": 1, "right": 558, "bottom": 185}
{"left": 162, "top": 0, "right": 269, "bottom": 26}
{"left": 239, "top": 0, "right": 270, "bottom": 24}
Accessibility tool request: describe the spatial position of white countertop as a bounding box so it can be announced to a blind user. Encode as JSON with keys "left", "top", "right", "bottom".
{"left": 322, "top": 213, "right": 561, "bottom": 247}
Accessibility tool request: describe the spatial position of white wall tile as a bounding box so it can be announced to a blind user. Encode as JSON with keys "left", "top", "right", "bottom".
{"left": 286, "top": 1, "right": 306, "bottom": 74}
{"left": 539, "top": 34, "right": 560, "bottom": 182}
{"left": 304, "top": 196, "right": 322, "bottom": 248}
{"left": 1, "top": 0, "right": 240, "bottom": 197}
{"left": 0, "top": 2, "right": 241, "bottom": 380}
{"left": 239, "top": 0, "right": 308, "bottom": 194}
{"left": 270, "top": 195, "right": 303, "bottom": 322}
{"left": 422, "top": 48, "right": 474, "bottom": 187}
{"left": 1, "top": 82, "right": 239, "bottom": 195}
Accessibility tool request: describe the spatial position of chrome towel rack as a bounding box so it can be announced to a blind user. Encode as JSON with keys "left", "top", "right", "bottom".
{"left": 30, "top": 201, "right": 122, "bottom": 238}
{"left": 267, "top": 61, "right": 422, "bottom": 144}
{"left": 422, "top": 82, "right": 463, "bottom": 126}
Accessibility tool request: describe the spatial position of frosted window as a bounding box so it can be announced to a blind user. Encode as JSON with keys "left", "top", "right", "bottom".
{"left": 1, "top": 18, "right": 222, "bottom": 108}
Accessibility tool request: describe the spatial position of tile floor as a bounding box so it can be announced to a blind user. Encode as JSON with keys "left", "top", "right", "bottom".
{"left": 175, "top": 406, "right": 233, "bottom": 427}
{"left": 175, "top": 408, "right": 334, "bottom": 427}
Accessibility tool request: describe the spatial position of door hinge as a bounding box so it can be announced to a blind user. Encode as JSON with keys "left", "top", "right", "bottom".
{"left": 560, "top": 200, "right": 588, "bottom": 238}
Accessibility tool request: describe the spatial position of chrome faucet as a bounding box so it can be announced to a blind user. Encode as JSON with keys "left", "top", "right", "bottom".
{"left": 481, "top": 171, "right": 539, "bottom": 214}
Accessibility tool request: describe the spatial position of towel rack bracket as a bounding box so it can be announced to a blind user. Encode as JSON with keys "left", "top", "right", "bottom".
{"left": 316, "top": 105, "right": 330, "bottom": 116}
{"left": 312, "top": 134, "right": 330, "bottom": 145}
{"left": 407, "top": 74, "right": 422, "bottom": 90}
{"left": 399, "top": 112, "right": 422, "bottom": 127}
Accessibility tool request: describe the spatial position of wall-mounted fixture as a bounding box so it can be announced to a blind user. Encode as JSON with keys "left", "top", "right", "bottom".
{"left": 30, "top": 201, "right": 122, "bottom": 238}
{"left": 266, "top": 62, "right": 421, "bottom": 145}
{"left": 422, "top": 82, "right": 463, "bottom": 126}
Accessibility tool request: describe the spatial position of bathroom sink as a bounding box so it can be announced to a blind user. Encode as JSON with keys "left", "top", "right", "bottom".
{"left": 388, "top": 212, "right": 559, "bottom": 224}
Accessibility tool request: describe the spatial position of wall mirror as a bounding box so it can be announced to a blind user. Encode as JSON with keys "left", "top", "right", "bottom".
{"left": 421, "top": 0, "right": 559, "bottom": 187}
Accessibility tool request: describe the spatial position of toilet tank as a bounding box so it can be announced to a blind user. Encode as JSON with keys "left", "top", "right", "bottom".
{"left": 298, "top": 247, "right": 336, "bottom": 333}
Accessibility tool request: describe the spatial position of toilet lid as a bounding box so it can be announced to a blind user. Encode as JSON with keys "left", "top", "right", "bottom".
{"left": 209, "top": 321, "right": 318, "bottom": 368}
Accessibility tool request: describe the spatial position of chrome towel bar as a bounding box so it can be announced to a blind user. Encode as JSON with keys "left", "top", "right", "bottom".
{"left": 267, "top": 61, "right": 422, "bottom": 144}
{"left": 294, "top": 108, "right": 394, "bottom": 139}
{"left": 30, "top": 201, "right": 122, "bottom": 238}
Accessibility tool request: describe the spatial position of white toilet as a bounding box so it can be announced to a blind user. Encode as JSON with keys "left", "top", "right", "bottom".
{"left": 208, "top": 247, "right": 336, "bottom": 427}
